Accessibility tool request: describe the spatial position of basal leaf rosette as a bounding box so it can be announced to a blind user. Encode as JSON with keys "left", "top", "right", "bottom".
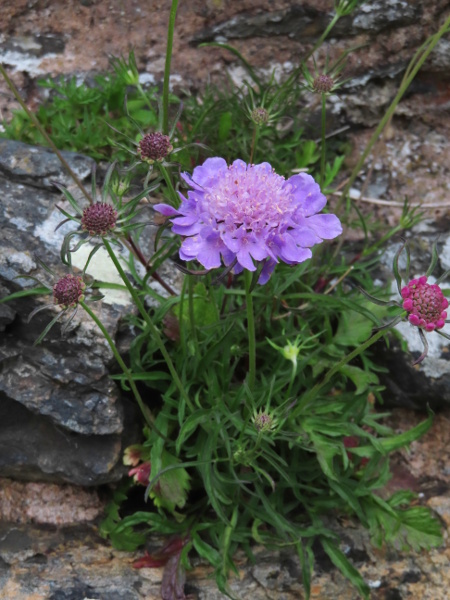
{"left": 154, "top": 157, "right": 342, "bottom": 284}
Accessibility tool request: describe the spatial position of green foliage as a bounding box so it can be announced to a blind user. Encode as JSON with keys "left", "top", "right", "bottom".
{"left": 1, "top": 70, "right": 159, "bottom": 161}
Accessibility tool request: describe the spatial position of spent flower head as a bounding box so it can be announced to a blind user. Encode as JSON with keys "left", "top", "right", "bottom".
{"left": 154, "top": 157, "right": 342, "bottom": 284}
{"left": 361, "top": 239, "right": 450, "bottom": 364}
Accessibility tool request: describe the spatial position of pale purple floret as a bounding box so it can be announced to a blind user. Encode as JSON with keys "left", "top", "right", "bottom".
{"left": 154, "top": 158, "right": 342, "bottom": 284}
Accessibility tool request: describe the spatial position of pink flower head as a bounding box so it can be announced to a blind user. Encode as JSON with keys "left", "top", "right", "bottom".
{"left": 401, "top": 276, "right": 448, "bottom": 332}
{"left": 128, "top": 461, "right": 151, "bottom": 486}
{"left": 154, "top": 158, "right": 342, "bottom": 284}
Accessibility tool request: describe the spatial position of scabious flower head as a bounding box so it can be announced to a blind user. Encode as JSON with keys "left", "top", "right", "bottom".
{"left": 81, "top": 202, "right": 118, "bottom": 237}
{"left": 154, "top": 158, "right": 342, "bottom": 284}
{"left": 53, "top": 274, "right": 86, "bottom": 308}
{"left": 401, "top": 276, "right": 448, "bottom": 332}
{"left": 138, "top": 132, "right": 173, "bottom": 164}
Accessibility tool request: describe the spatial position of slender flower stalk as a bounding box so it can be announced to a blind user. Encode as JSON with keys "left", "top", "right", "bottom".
{"left": 244, "top": 270, "right": 256, "bottom": 391}
{"left": 162, "top": 0, "right": 179, "bottom": 135}
{"left": 320, "top": 93, "right": 327, "bottom": 188}
{"left": 102, "top": 238, "right": 194, "bottom": 411}
{"left": 80, "top": 300, "right": 167, "bottom": 439}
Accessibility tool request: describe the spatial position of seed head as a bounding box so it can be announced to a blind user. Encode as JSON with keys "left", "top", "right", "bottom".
{"left": 81, "top": 202, "right": 118, "bottom": 236}
{"left": 401, "top": 276, "right": 448, "bottom": 331}
{"left": 251, "top": 107, "right": 270, "bottom": 126}
{"left": 312, "top": 74, "right": 335, "bottom": 94}
{"left": 137, "top": 132, "right": 173, "bottom": 163}
{"left": 53, "top": 274, "right": 86, "bottom": 308}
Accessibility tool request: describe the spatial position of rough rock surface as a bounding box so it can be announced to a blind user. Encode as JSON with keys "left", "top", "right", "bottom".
{"left": 0, "top": 139, "right": 134, "bottom": 485}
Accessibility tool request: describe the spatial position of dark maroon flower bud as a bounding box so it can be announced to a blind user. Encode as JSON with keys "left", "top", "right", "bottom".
{"left": 53, "top": 274, "right": 86, "bottom": 308}
{"left": 81, "top": 202, "right": 118, "bottom": 237}
{"left": 137, "top": 132, "right": 173, "bottom": 164}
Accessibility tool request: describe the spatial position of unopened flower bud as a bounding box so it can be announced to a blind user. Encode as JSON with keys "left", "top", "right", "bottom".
{"left": 138, "top": 132, "right": 173, "bottom": 164}
{"left": 53, "top": 274, "right": 86, "bottom": 308}
{"left": 128, "top": 461, "right": 151, "bottom": 486}
{"left": 81, "top": 202, "right": 118, "bottom": 237}
{"left": 251, "top": 107, "right": 269, "bottom": 126}
{"left": 312, "top": 74, "right": 334, "bottom": 94}
{"left": 253, "top": 410, "right": 275, "bottom": 433}
{"left": 123, "top": 445, "right": 142, "bottom": 467}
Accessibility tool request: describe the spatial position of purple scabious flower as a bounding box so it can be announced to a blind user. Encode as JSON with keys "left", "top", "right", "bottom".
{"left": 154, "top": 158, "right": 342, "bottom": 284}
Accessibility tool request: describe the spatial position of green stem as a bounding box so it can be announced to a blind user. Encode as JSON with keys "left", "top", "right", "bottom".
{"left": 80, "top": 300, "right": 166, "bottom": 440}
{"left": 286, "top": 362, "right": 297, "bottom": 399}
{"left": 159, "top": 163, "right": 179, "bottom": 207}
{"left": 305, "top": 13, "right": 340, "bottom": 62}
{"left": 136, "top": 82, "right": 155, "bottom": 112}
{"left": 294, "top": 329, "right": 386, "bottom": 416}
{"left": 244, "top": 270, "right": 256, "bottom": 391}
{"left": 102, "top": 238, "right": 194, "bottom": 412}
{"left": 0, "top": 63, "right": 92, "bottom": 204}
{"left": 162, "top": 0, "right": 179, "bottom": 134}
{"left": 249, "top": 126, "right": 260, "bottom": 164}
{"left": 338, "top": 13, "right": 450, "bottom": 212}
{"left": 188, "top": 275, "right": 198, "bottom": 351}
{"left": 320, "top": 93, "right": 327, "bottom": 188}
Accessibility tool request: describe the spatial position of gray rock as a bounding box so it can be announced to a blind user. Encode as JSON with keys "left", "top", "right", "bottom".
{"left": 0, "top": 139, "right": 141, "bottom": 484}
{"left": 0, "top": 138, "right": 93, "bottom": 190}
{"left": 192, "top": 1, "right": 423, "bottom": 44}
